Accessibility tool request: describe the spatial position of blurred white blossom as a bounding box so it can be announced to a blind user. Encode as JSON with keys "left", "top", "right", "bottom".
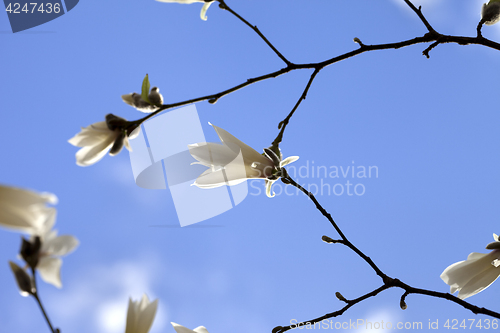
{"left": 440, "top": 233, "right": 500, "bottom": 299}
{"left": 189, "top": 123, "right": 298, "bottom": 197}
{"left": 482, "top": 0, "right": 500, "bottom": 25}
{"left": 171, "top": 322, "right": 210, "bottom": 333}
{"left": 0, "top": 184, "right": 57, "bottom": 234}
{"left": 34, "top": 209, "right": 79, "bottom": 288}
{"left": 68, "top": 114, "right": 140, "bottom": 166}
{"left": 156, "top": 0, "right": 214, "bottom": 21}
{"left": 125, "top": 294, "right": 158, "bottom": 333}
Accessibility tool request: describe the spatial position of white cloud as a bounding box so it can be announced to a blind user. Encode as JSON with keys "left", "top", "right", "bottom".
{"left": 47, "top": 255, "right": 167, "bottom": 333}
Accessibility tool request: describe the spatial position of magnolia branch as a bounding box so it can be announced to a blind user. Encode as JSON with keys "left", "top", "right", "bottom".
{"left": 135, "top": 0, "right": 500, "bottom": 143}
{"left": 217, "top": 0, "right": 291, "bottom": 66}
{"left": 272, "top": 173, "right": 500, "bottom": 333}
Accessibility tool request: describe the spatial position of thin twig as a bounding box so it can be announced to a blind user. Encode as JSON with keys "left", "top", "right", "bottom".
{"left": 272, "top": 68, "right": 319, "bottom": 148}
{"left": 31, "top": 268, "right": 57, "bottom": 333}
{"left": 217, "top": 0, "right": 292, "bottom": 66}
{"left": 403, "top": 0, "right": 436, "bottom": 34}
{"left": 273, "top": 175, "right": 500, "bottom": 332}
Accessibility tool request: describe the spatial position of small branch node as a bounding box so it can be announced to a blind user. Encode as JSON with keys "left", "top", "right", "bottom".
{"left": 400, "top": 292, "right": 409, "bottom": 310}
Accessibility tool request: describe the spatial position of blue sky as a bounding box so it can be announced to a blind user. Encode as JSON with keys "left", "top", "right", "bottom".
{"left": 2, "top": 0, "right": 500, "bottom": 332}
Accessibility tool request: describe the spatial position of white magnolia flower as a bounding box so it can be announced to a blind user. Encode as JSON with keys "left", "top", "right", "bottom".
{"left": 188, "top": 123, "right": 299, "bottom": 198}
{"left": 156, "top": 0, "right": 214, "bottom": 21}
{"left": 0, "top": 185, "right": 57, "bottom": 234}
{"left": 171, "top": 322, "right": 210, "bottom": 333}
{"left": 34, "top": 209, "right": 79, "bottom": 288}
{"left": 440, "top": 233, "right": 500, "bottom": 299}
{"left": 482, "top": 0, "right": 500, "bottom": 25}
{"left": 68, "top": 114, "right": 140, "bottom": 167}
{"left": 125, "top": 294, "right": 158, "bottom": 333}
{"left": 122, "top": 87, "right": 164, "bottom": 113}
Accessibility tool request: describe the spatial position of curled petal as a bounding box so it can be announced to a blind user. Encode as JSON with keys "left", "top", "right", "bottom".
{"left": 200, "top": 1, "right": 212, "bottom": 21}
{"left": 266, "top": 179, "right": 276, "bottom": 198}
{"left": 281, "top": 156, "right": 299, "bottom": 167}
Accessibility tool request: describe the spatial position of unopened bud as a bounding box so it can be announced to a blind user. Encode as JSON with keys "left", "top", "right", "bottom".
{"left": 400, "top": 298, "right": 407, "bottom": 310}
{"left": 336, "top": 292, "right": 347, "bottom": 302}
{"left": 9, "top": 261, "right": 34, "bottom": 297}
{"left": 322, "top": 235, "right": 335, "bottom": 244}
{"left": 353, "top": 37, "right": 363, "bottom": 45}
{"left": 148, "top": 87, "right": 163, "bottom": 106}
{"left": 482, "top": 2, "right": 500, "bottom": 25}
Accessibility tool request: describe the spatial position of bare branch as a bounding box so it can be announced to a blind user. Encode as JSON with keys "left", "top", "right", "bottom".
{"left": 217, "top": 0, "right": 292, "bottom": 66}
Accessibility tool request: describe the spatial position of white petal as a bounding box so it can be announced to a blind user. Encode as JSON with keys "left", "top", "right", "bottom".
{"left": 0, "top": 185, "right": 57, "bottom": 206}
{"left": 37, "top": 257, "right": 63, "bottom": 288}
{"left": 0, "top": 204, "right": 55, "bottom": 235}
{"left": 172, "top": 322, "right": 197, "bottom": 333}
{"left": 68, "top": 122, "right": 111, "bottom": 147}
{"left": 125, "top": 298, "right": 138, "bottom": 333}
{"left": 458, "top": 265, "right": 500, "bottom": 299}
{"left": 75, "top": 136, "right": 115, "bottom": 166}
{"left": 281, "top": 156, "right": 299, "bottom": 167}
{"left": 200, "top": 1, "right": 212, "bottom": 20}
{"left": 441, "top": 253, "right": 492, "bottom": 295}
{"left": 210, "top": 124, "right": 272, "bottom": 168}
{"left": 266, "top": 179, "right": 276, "bottom": 198}
{"left": 193, "top": 167, "right": 247, "bottom": 188}
{"left": 193, "top": 327, "right": 210, "bottom": 333}
{"left": 42, "top": 235, "right": 79, "bottom": 257}
{"left": 129, "top": 126, "right": 141, "bottom": 140}
{"left": 189, "top": 142, "right": 240, "bottom": 168}
{"left": 136, "top": 295, "right": 158, "bottom": 333}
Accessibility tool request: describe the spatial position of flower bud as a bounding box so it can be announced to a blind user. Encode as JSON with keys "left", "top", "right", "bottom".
{"left": 9, "top": 261, "right": 34, "bottom": 297}
{"left": 20, "top": 236, "right": 41, "bottom": 269}
{"left": 148, "top": 87, "right": 163, "bottom": 106}
{"left": 322, "top": 235, "right": 335, "bottom": 244}
{"left": 482, "top": 2, "right": 500, "bottom": 25}
{"left": 400, "top": 298, "right": 407, "bottom": 310}
{"left": 335, "top": 291, "right": 347, "bottom": 302}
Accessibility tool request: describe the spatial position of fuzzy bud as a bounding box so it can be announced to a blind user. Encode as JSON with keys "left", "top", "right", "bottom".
{"left": 482, "top": 2, "right": 500, "bottom": 25}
